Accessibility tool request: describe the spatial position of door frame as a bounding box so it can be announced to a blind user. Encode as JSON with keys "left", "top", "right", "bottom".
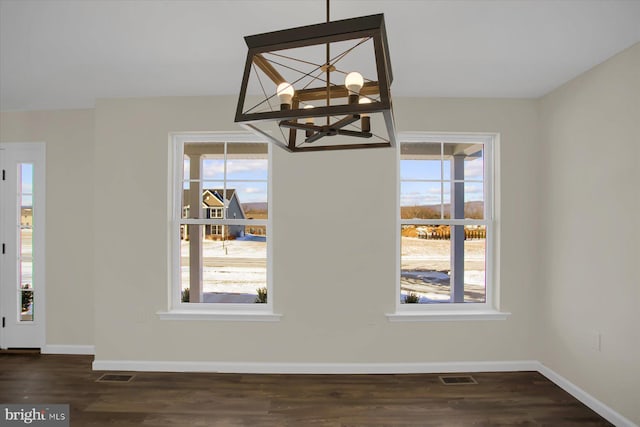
{"left": 0, "top": 142, "right": 46, "bottom": 350}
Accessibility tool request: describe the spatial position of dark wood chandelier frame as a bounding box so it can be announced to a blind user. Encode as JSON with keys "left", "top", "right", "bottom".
{"left": 235, "top": 11, "right": 396, "bottom": 152}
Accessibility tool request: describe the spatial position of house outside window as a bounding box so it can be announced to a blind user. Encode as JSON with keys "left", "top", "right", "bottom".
{"left": 162, "top": 133, "right": 278, "bottom": 321}
{"left": 392, "top": 133, "right": 506, "bottom": 320}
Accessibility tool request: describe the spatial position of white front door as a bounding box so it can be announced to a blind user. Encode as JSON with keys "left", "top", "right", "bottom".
{"left": 0, "top": 143, "right": 46, "bottom": 349}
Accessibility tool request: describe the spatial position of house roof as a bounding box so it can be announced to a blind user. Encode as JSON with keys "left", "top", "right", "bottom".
{"left": 207, "top": 189, "right": 236, "bottom": 204}
{"left": 183, "top": 188, "right": 238, "bottom": 208}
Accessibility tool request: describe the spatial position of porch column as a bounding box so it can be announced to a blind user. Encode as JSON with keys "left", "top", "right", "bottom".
{"left": 450, "top": 154, "right": 465, "bottom": 303}
{"left": 188, "top": 153, "right": 203, "bottom": 303}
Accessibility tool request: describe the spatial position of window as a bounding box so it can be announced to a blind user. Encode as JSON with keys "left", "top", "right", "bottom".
{"left": 392, "top": 133, "right": 506, "bottom": 320}
{"left": 208, "top": 207, "right": 223, "bottom": 218}
{"left": 161, "top": 133, "right": 278, "bottom": 321}
{"left": 18, "top": 164, "right": 35, "bottom": 322}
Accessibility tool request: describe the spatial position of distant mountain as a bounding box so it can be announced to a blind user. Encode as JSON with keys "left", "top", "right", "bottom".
{"left": 242, "top": 202, "right": 268, "bottom": 212}
{"left": 243, "top": 202, "right": 483, "bottom": 216}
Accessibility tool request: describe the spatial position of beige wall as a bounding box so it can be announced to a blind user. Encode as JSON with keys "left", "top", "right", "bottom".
{"left": 90, "top": 95, "right": 540, "bottom": 362}
{"left": 0, "top": 109, "right": 95, "bottom": 346}
{"left": 538, "top": 43, "right": 640, "bottom": 423}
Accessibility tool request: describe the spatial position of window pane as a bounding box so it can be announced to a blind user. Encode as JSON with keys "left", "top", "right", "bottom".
{"left": 181, "top": 188, "right": 192, "bottom": 219}
{"left": 20, "top": 163, "right": 33, "bottom": 194}
{"left": 201, "top": 185, "right": 227, "bottom": 218}
{"left": 20, "top": 260, "right": 32, "bottom": 288}
{"left": 465, "top": 151, "right": 484, "bottom": 181}
{"left": 465, "top": 182, "right": 484, "bottom": 219}
{"left": 201, "top": 158, "right": 225, "bottom": 180}
{"left": 443, "top": 158, "right": 451, "bottom": 179}
{"left": 203, "top": 233, "right": 267, "bottom": 303}
{"left": 443, "top": 142, "right": 483, "bottom": 178}
{"left": 464, "top": 225, "right": 486, "bottom": 303}
{"left": 227, "top": 142, "right": 268, "bottom": 156}
{"left": 183, "top": 155, "right": 190, "bottom": 181}
{"left": 400, "top": 159, "right": 441, "bottom": 180}
{"left": 181, "top": 225, "right": 267, "bottom": 304}
{"left": 226, "top": 143, "right": 268, "bottom": 179}
{"left": 401, "top": 142, "right": 441, "bottom": 157}
{"left": 185, "top": 142, "right": 224, "bottom": 155}
{"left": 182, "top": 185, "right": 226, "bottom": 220}
{"left": 180, "top": 226, "right": 192, "bottom": 299}
{"left": 440, "top": 179, "right": 479, "bottom": 219}
{"left": 226, "top": 159, "right": 268, "bottom": 180}
{"left": 20, "top": 290, "right": 34, "bottom": 321}
{"left": 442, "top": 184, "right": 451, "bottom": 219}
{"left": 401, "top": 225, "right": 451, "bottom": 303}
{"left": 400, "top": 224, "right": 488, "bottom": 304}
{"left": 232, "top": 181, "right": 268, "bottom": 220}
{"left": 401, "top": 182, "right": 442, "bottom": 219}
{"left": 20, "top": 228, "right": 32, "bottom": 259}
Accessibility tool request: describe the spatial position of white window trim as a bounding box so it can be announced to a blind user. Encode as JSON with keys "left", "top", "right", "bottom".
{"left": 158, "top": 132, "right": 280, "bottom": 322}
{"left": 386, "top": 132, "right": 510, "bottom": 322}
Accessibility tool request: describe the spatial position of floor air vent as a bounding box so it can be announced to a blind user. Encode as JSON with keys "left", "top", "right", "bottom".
{"left": 96, "top": 374, "right": 135, "bottom": 383}
{"left": 439, "top": 375, "right": 477, "bottom": 385}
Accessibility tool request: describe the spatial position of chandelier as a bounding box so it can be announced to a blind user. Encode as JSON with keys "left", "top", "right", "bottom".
{"left": 235, "top": 1, "right": 396, "bottom": 152}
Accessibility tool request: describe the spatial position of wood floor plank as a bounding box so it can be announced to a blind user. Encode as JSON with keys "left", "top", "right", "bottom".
{"left": 0, "top": 355, "right": 613, "bottom": 426}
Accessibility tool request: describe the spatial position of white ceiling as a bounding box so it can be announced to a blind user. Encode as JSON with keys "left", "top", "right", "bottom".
{"left": 1, "top": 0, "right": 639, "bottom": 111}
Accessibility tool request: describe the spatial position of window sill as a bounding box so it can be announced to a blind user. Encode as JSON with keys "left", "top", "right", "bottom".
{"left": 157, "top": 310, "right": 282, "bottom": 322}
{"left": 386, "top": 309, "right": 511, "bottom": 322}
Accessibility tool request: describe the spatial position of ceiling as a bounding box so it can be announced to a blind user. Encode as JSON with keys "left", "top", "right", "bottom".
{"left": 1, "top": 0, "right": 639, "bottom": 112}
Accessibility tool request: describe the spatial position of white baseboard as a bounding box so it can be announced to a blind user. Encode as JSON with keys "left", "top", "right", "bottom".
{"left": 91, "top": 359, "right": 540, "bottom": 374}
{"left": 537, "top": 363, "right": 637, "bottom": 427}
{"left": 91, "top": 358, "right": 636, "bottom": 426}
{"left": 42, "top": 345, "right": 95, "bottom": 355}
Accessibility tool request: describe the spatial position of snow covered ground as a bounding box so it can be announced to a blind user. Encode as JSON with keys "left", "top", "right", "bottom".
{"left": 181, "top": 237, "right": 266, "bottom": 294}
{"left": 180, "top": 236, "right": 487, "bottom": 302}
{"left": 401, "top": 237, "right": 486, "bottom": 303}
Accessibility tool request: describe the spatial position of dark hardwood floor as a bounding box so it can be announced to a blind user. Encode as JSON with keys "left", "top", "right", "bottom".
{"left": 0, "top": 354, "right": 612, "bottom": 426}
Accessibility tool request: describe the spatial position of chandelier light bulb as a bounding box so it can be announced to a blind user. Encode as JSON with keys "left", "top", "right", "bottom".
{"left": 277, "top": 82, "right": 295, "bottom": 109}
{"left": 358, "top": 97, "right": 372, "bottom": 118}
{"left": 345, "top": 72, "right": 364, "bottom": 92}
{"left": 359, "top": 97, "right": 372, "bottom": 132}
{"left": 303, "top": 105, "right": 315, "bottom": 137}
{"left": 303, "top": 105, "right": 315, "bottom": 124}
{"left": 345, "top": 72, "right": 364, "bottom": 104}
